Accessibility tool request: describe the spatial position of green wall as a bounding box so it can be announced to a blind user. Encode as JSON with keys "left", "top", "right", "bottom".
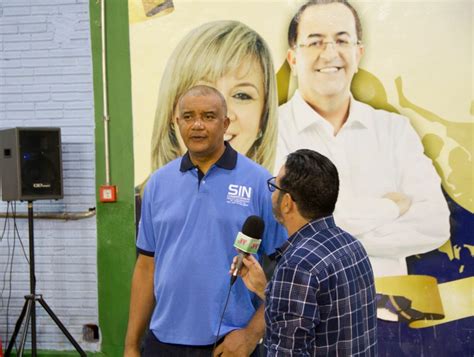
{"left": 89, "top": 0, "right": 136, "bottom": 355}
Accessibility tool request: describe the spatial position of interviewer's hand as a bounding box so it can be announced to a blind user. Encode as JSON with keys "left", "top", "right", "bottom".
{"left": 383, "top": 192, "right": 412, "bottom": 217}
{"left": 213, "top": 328, "right": 258, "bottom": 357}
{"left": 230, "top": 255, "right": 267, "bottom": 300}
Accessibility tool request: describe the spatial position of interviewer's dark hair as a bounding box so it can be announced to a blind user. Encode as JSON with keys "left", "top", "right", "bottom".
{"left": 281, "top": 149, "right": 339, "bottom": 220}
{"left": 288, "top": 0, "right": 363, "bottom": 48}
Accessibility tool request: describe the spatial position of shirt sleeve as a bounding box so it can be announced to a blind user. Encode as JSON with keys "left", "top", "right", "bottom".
{"left": 344, "top": 116, "right": 450, "bottom": 259}
{"left": 334, "top": 195, "right": 400, "bottom": 235}
{"left": 266, "top": 265, "right": 318, "bottom": 356}
{"left": 136, "top": 177, "right": 157, "bottom": 255}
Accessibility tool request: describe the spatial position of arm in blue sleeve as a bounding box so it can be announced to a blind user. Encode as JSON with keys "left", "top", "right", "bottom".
{"left": 136, "top": 178, "right": 157, "bottom": 255}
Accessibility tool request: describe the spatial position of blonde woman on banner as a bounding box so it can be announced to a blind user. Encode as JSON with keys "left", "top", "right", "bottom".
{"left": 146, "top": 20, "right": 278, "bottom": 183}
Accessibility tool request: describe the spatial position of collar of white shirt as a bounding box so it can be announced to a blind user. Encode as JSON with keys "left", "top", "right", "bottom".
{"left": 291, "top": 90, "right": 372, "bottom": 135}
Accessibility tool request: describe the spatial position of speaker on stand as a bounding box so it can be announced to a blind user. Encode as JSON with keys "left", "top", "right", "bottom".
{"left": 0, "top": 128, "right": 86, "bottom": 356}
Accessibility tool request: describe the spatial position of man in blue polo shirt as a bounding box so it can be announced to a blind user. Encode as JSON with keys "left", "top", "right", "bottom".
{"left": 124, "top": 85, "right": 286, "bottom": 357}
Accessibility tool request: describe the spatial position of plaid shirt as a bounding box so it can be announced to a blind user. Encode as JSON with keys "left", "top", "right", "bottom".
{"left": 264, "top": 216, "right": 377, "bottom": 356}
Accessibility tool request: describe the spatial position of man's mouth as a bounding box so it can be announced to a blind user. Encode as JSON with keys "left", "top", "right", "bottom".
{"left": 317, "top": 67, "right": 342, "bottom": 73}
{"left": 224, "top": 134, "right": 235, "bottom": 142}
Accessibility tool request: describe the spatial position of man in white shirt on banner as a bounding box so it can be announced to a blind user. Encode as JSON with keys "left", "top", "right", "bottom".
{"left": 276, "top": 0, "right": 450, "bottom": 283}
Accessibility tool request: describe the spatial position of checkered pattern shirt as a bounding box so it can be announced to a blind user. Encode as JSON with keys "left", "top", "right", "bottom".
{"left": 264, "top": 216, "right": 377, "bottom": 356}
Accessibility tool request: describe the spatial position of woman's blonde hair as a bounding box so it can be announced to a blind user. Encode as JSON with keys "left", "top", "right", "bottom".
{"left": 148, "top": 20, "right": 278, "bottom": 175}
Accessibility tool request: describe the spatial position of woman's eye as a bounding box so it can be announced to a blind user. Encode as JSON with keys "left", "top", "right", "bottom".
{"left": 233, "top": 92, "right": 253, "bottom": 101}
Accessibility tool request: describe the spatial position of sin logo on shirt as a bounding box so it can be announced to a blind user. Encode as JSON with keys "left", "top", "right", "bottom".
{"left": 227, "top": 184, "right": 252, "bottom": 207}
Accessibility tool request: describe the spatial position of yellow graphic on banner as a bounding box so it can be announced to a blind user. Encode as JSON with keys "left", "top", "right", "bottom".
{"left": 376, "top": 276, "right": 474, "bottom": 328}
{"left": 129, "top": 0, "right": 174, "bottom": 24}
{"left": 410, "top": 277, "right": 474, "bottom": 328}
{"left": 375, "top": 276, "right": 444, "bottom": 322}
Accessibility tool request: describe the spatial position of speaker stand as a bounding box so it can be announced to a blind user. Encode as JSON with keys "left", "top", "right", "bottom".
{"left": 5, "top": 202, "right": 86, "bottom": 357}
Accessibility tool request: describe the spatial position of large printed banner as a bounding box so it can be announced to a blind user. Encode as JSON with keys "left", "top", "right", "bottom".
{"left": 129, "top": 0, "right": 473, "bottom": 354}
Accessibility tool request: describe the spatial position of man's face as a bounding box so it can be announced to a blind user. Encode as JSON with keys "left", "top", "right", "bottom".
{"left": 271, "top": 166, "right": 286, "bottom": 224}
{"left": 177, "top": 94, "right": 230, "bottom": 159}
{"left": 288, "top": 3, "right": 364, "bottom": 103}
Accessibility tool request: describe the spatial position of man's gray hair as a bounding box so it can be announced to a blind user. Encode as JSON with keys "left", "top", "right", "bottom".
{"left": 178, "top": 85, "right": 227, "bottom": 115}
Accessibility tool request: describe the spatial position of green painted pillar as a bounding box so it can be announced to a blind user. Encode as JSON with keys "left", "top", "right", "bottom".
{"left": 89, "top": 0, "right": 136, "bottom": 355}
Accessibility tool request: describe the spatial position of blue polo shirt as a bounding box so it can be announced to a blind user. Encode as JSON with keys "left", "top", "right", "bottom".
{"left": 137, "top": 143, "right": 287, "bottom": 345}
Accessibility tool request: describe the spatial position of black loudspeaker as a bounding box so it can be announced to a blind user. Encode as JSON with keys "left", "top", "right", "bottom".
{"left": 0, "top": 127, "right": 63, "bottom": 201}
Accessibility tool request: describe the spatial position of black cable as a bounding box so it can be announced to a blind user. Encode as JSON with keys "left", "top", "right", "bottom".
{"left": 0, "top": 200, "right": 9, "bottom": 242}
{"left": 0, "top": 202, "right": 12, "bottom": 344}
{"left": 7, "top": 202, "right": 18, "bottom": 350}
{"left": 0, "top": 202, "right": 25, "bottom": 353}
{"left": 12, "top": 202, "right": 29, "bottom": 264}
{"left": 212, "top": 282, "right": 233, "bottom": 355}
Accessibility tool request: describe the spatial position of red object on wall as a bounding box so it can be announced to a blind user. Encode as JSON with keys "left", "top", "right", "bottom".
{"left": 99, "top": 185, "right": 117, "bottom": 202}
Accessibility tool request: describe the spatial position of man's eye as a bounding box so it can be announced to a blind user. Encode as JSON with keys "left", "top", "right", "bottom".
{"left": 308, "top": 40, "right": 323, "bottom": 48}
{"left": 336, "top": 39, "right": 350, "bottom": 46}
{"left": 233, "top": 92, "right": 253, "bottom": 101}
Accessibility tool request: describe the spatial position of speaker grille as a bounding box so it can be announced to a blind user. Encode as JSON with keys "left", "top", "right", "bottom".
{"left": 19, "top": 130, "right": 62, "bottom": 199}
{"left": 1, "top": 127, "right": 63, "bottom": 201}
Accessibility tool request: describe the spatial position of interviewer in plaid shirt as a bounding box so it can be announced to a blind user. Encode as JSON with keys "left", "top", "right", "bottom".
{"left": 232, "top": 149, "right": 377, "bottom": 356}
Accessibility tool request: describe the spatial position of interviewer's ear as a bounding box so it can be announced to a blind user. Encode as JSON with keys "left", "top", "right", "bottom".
{"left": 282, "top": 193, "right": 294, "bottom": 214}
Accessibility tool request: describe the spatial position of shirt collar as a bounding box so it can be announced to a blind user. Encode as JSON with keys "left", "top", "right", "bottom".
{"left": 291, "top": 90, "right": 371, "bottom": 133}
{"left": 346, "top": 97, "right": 371, "bottom": 129}
{"left": 292, "top": 90, "right": 328, "bottom": 133}
{"left": 179, "top": 141, "right": 237, "bottom": 172}
{"left": 274, "top": 215, "right": 337, "bottom": 261}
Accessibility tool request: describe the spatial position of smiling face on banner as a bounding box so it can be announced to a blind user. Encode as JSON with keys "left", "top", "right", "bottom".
{"left": 287, "top": 3, "right": 364, "bottom": 105}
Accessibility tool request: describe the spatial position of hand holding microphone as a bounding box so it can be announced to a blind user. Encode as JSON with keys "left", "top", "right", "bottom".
{"left": 230, "top": 216, "right": 268, "bottom": 299}
{"left": 230, "top": 216, "right": 264, "bottom": 285}
{"left": 230, "top": 254, "right": 267, "bottom": 300}
{"left": 214, "top": 216, "right": 266, "bottom": 353}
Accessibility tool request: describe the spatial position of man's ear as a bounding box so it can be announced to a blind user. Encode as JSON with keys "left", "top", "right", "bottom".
{"left": 354, "top": 44, "right": 365, "bottom": 73}
{"left": 223, "top": 116, "right": 230, "bottom": 131}
{"left": 287, "top": 48, "right": 297, "bottom": 75}
{"left": 282, "top": 193, "right": 294, "bottom": 214}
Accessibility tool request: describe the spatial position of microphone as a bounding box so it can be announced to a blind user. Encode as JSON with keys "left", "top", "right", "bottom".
{"left": 230, "top": 215, "right": 265, "bottom": 286}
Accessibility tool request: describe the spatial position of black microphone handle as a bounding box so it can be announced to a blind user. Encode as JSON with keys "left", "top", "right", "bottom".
{"left": 230, "top": 251, "right": 246, "bottom": 285}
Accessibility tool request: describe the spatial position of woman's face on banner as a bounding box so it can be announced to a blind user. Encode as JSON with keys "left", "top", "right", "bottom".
{"left": 176, "top": 58, "right": 265, "bottom": 156}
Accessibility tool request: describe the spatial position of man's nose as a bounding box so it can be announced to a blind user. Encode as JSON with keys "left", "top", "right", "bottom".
{"left": 191, "top": 118, "right": 205, "bottom": 128}
{"left": 319, "top": 42, "right": 338, "bottom": 60}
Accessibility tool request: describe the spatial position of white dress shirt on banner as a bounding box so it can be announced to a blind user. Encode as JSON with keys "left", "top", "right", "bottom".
{"left": 276, "top": 90, "right": 450, "bottom": 277}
